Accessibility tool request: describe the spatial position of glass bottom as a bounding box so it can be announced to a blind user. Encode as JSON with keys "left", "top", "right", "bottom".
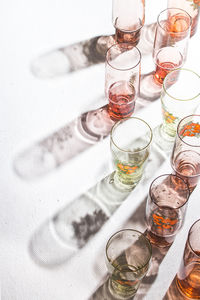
{"left": 153, "top": 124, "right": 175, "bottom": 154}
{"left": 113, "top": 171, "right": 141, "bottom": 191}
{"left": 139, "top": 72, "right": 163, "bottom": 101}
{"left": 108, "top": 278, "right": 138, "bottom": 300}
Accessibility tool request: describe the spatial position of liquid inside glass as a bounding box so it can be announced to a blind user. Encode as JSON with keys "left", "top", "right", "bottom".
{"left": 114, "top": 18, "right": 143, "bottom": 45}
{"left": 108, "top": 80, "right": 136, "bottom": 121}
{"left": 176, "top": 259, "right": 200, "bottom": 299}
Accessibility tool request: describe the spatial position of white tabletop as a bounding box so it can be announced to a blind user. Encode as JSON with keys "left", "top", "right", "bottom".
{"left": 0, "top": 0, "right": 200, "bottom": 299}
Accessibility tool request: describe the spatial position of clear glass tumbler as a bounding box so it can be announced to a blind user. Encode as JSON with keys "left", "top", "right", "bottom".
{"left": 112, "top": 0, "right": 145, "bottom": 45}
{"left": 176, "top": 219, "right": 200, "bottom": 299}
{"left": 105, "top": 43, "right": 141, "bottom": 121}
{"left": 106, "top": 229, "right": 152, "bottom": 299}
{"left": 110, "top": 117, "right": 152, "bottom": 190}
{"left": 154, "top": 68, "right": 200, "bottom": 152}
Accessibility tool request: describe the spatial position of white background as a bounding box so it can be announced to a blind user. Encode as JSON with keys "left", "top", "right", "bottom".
{"left": 0, "top": 0, "right": 200, "bottom": 299}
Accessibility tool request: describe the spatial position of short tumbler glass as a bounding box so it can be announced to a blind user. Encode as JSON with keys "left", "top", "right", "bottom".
{"left": 145, "top": 174, "right": 190, "bottom": 248}
{"left": 106, "top": 229, "right": 152, "bottom": 299}
{"left": 110, "top": 117, "right": 152, "bottom": 190}
{"left": 176, "top": 219, "right": 200, "bottom": 299}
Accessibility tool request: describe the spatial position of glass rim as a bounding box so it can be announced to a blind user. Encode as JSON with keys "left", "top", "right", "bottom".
{"left": 149, "top": 173, "right": 190, "bottom": 209}
{"left": 110, "top": 117, "right": 153, "bottom": 153}
{"left": 113, "top": 21, "right": 144, "bottom": 33}
{"left": 177, "top": 114, "right": 200, "bottom": 149}
{"left": 188, "top": 219, "right": 200, "bottom": 258}
{"left": 106, "top": 228, "right": 152, "bottom": 273}
{"left": 162, "top": 68, "right": 200, "bottom": 101}
{"left": 106, "top": 43, "right": 141, "bottom": 71}
{"left": 157, "top": 7, "right": 192, "bottom": 34}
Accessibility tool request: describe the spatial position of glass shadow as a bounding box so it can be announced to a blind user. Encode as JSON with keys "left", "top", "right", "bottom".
{"left": 29, "top": 143, "right": 166, "bottom": 268}
{"left": 13, "top": 105, "right": 115, "bottom": 179}
{"left": 89, "top": 205, "right": 172, "bottom": 300}
{"left": 31, "top": 23, "right": 156, "bottom": 79}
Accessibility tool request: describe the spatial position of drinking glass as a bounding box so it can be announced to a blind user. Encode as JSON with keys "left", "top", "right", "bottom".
{"left": 176, "top": 219, "right": 200, "bottom": 299}
{"left": 154, "top": 68, "right": 200, "bottom": 151}
{"left": 145, "top": 174, "right": 190, "bottom": 248}
{"left": 105, "top": 43, "right": 141, "bottom": 121}
{"left": 106, "top": 229, "right": 152, "bottom": 299}
{"left": 153, "top": 8, "right": 192, "bottom": 85}
{"left": 171, "top": 114, "right": 200, "bottom": 193}
{"left": 112, "top": 0, "right": 145, "bottom": 45}
{"left": 168, "top": 0, "right": 200, "bottom": 37}
{"left": 110, "top": 117, "right": 152, "bottom": 191}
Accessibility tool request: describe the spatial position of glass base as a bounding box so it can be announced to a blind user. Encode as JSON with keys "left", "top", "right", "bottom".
{"left": 153, "top": 124, "right": 175, "bottom": 154}
{"left": 140, "top": 72, "right": 163, "bottom": 101}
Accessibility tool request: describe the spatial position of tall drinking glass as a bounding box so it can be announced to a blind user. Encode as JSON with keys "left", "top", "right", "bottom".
{"left": 145, "top": 174, "right": 190, "bottom": 248}
{"left": 106, "top": 229, "right": 152, "bottom": 299}
{"left": 154, "top": 69, "right": 200, "bottom": 152}
{"left": 105, "top": 43, "right": 141, "bottom": 121}
{"left": 168, "top": 0, "right": 200, "bottom": 37}
{"left": 153, "top": 8, "right": 192, "bottom": 85}
{"left": 112, "top": 0, "right": 145, "bottom": 45}
{"left": 176, "top": 219, "right": 200, "bottom": 299}
{"left": 110, "top": 117, "right": 152, "bottom": 190}
{"left": 171, "top": 114, "right": 200, "bottom": 193}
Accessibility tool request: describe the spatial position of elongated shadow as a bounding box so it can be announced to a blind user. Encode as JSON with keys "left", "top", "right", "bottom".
{"left": 29, "top": 144, "right": 166, "bottom": 268}
{"left": 31, "top": 23, "right": 156, "bottom": 79}
{"left": 89, "top": 201, "right": 172, "bottom": 300}
{"left": 13, "top": 104, "right": 114, "bottom": 179}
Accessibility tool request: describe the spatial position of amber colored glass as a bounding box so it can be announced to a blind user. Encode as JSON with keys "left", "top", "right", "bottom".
{"left": 176, "top": 219, "right": 200, "bottom": 299}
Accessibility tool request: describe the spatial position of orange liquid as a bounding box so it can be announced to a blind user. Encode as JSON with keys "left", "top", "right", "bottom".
{"left": 176, "top": 254, "right": 200, "bottom": 299}
{"left": 108, "top": 81, "right": 135, "bottom": 121}
{"left": 115, "top": 27, "right": 141, "bottom": 46}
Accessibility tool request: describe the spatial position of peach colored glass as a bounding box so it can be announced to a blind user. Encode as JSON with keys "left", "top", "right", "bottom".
{"left": 176, "top": 219, "right": 200, "bottom": 299}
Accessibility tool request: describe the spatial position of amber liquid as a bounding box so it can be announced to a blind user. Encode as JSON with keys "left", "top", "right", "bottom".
{"left": 173, "top": 150, "right": 200, "bottom": 192}
{"left": 108, "top": 81, "right": 136, "bottom": 121}
{"left": 176, "top": 253, "right": 200, "bottom": 299}
{"left": 154, "top": 61, "right": 181, "bottom": 85}
{"left": 115, "top": 27, "right": 142, "bottom": 46}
